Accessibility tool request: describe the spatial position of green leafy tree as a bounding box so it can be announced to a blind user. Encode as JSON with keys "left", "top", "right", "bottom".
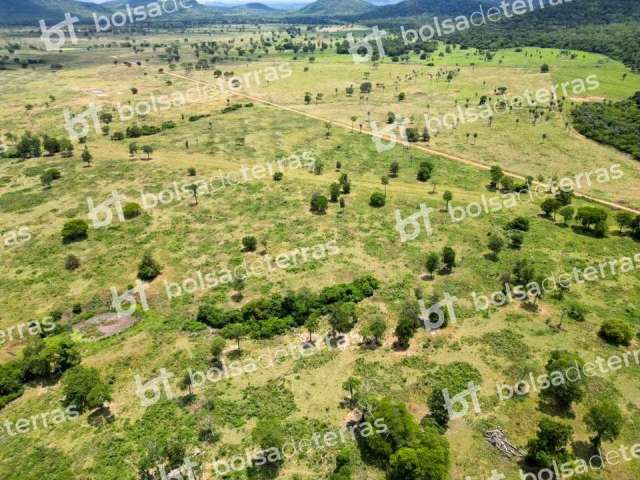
{"left": 425, "top": 252, "right": 440, "bottom": 278}
{"left": 61, "top": 366, "right": 112, "bottom": 413}
{"left": 487, "top": 234, "right": 504, "bottom": 259}
{"left": 310, "top": 193, "right": 329, "bottom": 214}
{"left": 342, "top": 377, "right": 362, "bottom": 406}
{"left": 559, "top": 206, "right": 575, "bottom": 224}
{"left": 362, "top": 315, "right": 387, "bottom": 346}
{"left": 304, "top": 314, "right": 320, "bottom": 343}
{"left": 81, "top": 146, "right": 93, "bottom": 166}
{"left": 61, "top": 219, "right": 89, "bottom": 243}
{"left": 210, "top": 337, "right": 226, "bottom": 363}
{"left": 585, "top": 401, "right": 624, "bottom": 447}
{"left": 489, "top": 165, "right": 503, "bottom": 188}
{"left": 242, "top": 236, "right": 257, "bottom": 252}
{"left": 543, "top": 351, "right": 586, "bottom": 408}
{"left": 442, "top": 191, "right": 452, "bottom": 209}
{"left": 137, "top": 251, "right": 162, "bottom": 281}
{"left": 442, "top": 247, "right": 456, "bottom": 271}
{"left": 525, "top": 418, "right": 573, "bottom": 468}
{"left": 599, "top": 318, "right": 634, "bottom": 346}
{"left": 222, "top": 323, "right": 249, "bottom": 350}
{"left": 142, "top": 145, "right": 154, "bottom": 159}
{"left": 329, "top": 302, "right": 357, "bottom": 338}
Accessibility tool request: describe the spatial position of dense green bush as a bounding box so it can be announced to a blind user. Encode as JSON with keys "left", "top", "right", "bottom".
{"left": 599, "top": 319, "right": 635, "bottom": 346}
{"left": 123, "top": 202, "right": 142, "bottom": 219}
{"left": 61, "top": 219, "right": 89, "bottom": 243}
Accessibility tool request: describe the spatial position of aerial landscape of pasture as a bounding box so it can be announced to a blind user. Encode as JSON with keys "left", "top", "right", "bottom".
{"left": 1, "top": 0, "right": 640, "bottom": 479}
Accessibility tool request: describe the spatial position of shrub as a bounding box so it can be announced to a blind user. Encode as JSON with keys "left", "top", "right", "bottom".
{"left": 65, "top": 254, "right": 80, "bottom": 271}
{"left": 599, "top": 319, "right": 634, "bottom": 346}
{"left": 369, "top": 192, "right": 386, "bottom": 208}
{"left": 123, "top": 202, "right": 142, "bottom": 219}
{"left": 566, "top": 302, "right": 587, "bottom": 321}
{"left": 61, "top": 219, "right": 88, "bottom": 243}
{"left": 508, "top": 216, "right": 530, "bottom": 231}
{"left": 310, "top": 193, "right": 328, "bottom": 214}
{"left": 187, "top": 167, "right": 196, "bottom": 176}
{"left": 273, "top": 171, "right": 283, "bottom": 181}
{"left": 137, "top": 251, "right": 162, "bottom": 281}
{"left": 242, "top": 236, "right": 258, "bottom": 252}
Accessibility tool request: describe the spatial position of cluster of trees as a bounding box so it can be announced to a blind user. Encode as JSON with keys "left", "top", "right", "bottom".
{"left": 358, "top": 398, "right": 450, "bottom": 480}
{"left": 0, "top": 330, "right": 110, "bottom": 414}
{"left": 3, "top": 131, "right": 74, "bottom": 159}
{"left": 572, "top": 92, "right": 640, "bottom": 159}
{"left": 197, "top": 275, "right": 379, "bottom": 341}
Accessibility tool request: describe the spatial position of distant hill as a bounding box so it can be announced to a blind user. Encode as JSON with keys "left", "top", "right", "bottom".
{"left": 228, "top": 2, "right": 276, "bottom": 13}
{"left": 357, "top": 0, "right": 498, "bottom": 20}
{"left": 0, "top": 0, "right": 111, "bottom": 24}
{"left": 299, "top": 0, "right": 374, "bottom": 16}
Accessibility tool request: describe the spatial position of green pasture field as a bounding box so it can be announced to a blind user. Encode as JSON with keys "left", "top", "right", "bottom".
{"left": 0, "top": 27, "right": 639, "bottom": 480}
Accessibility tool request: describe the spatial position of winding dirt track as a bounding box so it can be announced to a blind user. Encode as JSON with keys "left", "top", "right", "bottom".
{"left": 152, "top": 67, "right": 640, "bottom": 216}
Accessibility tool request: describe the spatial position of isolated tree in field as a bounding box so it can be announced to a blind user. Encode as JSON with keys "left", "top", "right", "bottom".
{"left": 599, "top": 318, "right": 634, "bottom": 346}
{"left": 575, "top": 207, "right": 608, "bottom": 236}
{"left": 343, "top": 377, "right": 362, "bottom": 406}
{"left": 128, "top": 142, "right": 139, "bottom": 157}
{"left": 310, "top": 193, "right": 328, "bottom": 214}
{"left": 417, "top": 160, "right": 433, "bottom": 182}
{"left": 543, "top": 350, "right": 586, "bottom": 408}
{"left": 585, "top": 401, "right": 624, "bottom": 447}
{"left": 222, "top": 323, "right": 249, "bottom": 350}
{"left": 525, "top": 418, "right": 573, "bottom": 469}
{"left": 489, "top": 165, "right": 503, "bottom": 188}
{"left": 381, "top": 176, "right": 389, "bottom": 196}
{"left": 558, "top": 206, "right": 575, "bottom": 225}
{"left": 142, "top": 145, "right": 154, "bottom": 159}
{"left": 42, "top": 136, "right": 61, "bottom": 156}
{"left": 210, "top": 336, "right": 226, "bottom": 363}
{"left": 442, "top": 247, "right": 456, "bottom": 272}
{"left": 390, "top": 161, "right": 400, "bottom": 177}
{"left": 61, "top": 366, "right": 112, "bottom": 413}
{"left": 541, "top": 198, "right": 562, "bottom": 220}
{"left": 304, "top": 313, "right": 320, "bottom": 343}
{"left": 425, "top": 252, "right": 440, "bottom": 278}
{"left": 81, "top": 146, "right": 93, "bottom": 166}
{"left": 616, "top": 212, "right": 635, "bottom": 233}
{"left": 329, "top": 302, "right": 357, "bottom": 338}
{"left": 242, "top": 236, "right": 257, "bottom": 252}
{"left": 330, "top": 183, "right": 341, "bottom": 202}
{"left": 394, "top": 301, "right": 419, "bottom": 350}
{"left": 137, "top": 251, "right": 162, "bottom": 281}
{"left": 488, "top": 234, "right": 504, "bottom": 260}
{"left": 442, "top": 191, "right": 452, "bottom": 210}
{"left": 62, "top": 219, "right": 89, "bottom": 243}
{"left": 369, "top": 192, "right": 386, "bottom": 208}
{"left": 362, "top": 315, "right": 387, "bottom": 346}
{"left": 188, "top": 184, "right": 198, "bottom": 205}
{"left": 350, "top": 116, "right": 357, "bottom": 131}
